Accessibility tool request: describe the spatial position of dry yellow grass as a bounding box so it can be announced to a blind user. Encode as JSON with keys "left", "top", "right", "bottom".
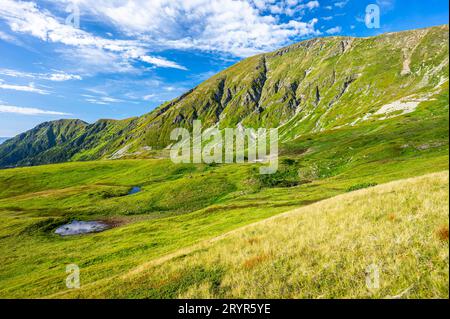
{"left": 60, "top": 171, "right": 449, "bottom": 299}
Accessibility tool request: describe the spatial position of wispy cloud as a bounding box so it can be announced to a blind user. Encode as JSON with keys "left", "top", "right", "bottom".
{"left": 0, "top": 104, "right": 71, "bottom": 116}
{"left": 325, "top": 26, "right": 342, "bottom": 34}
{"left": 101, "top": 96, "right": 124, "bottom": 103}
{"left": 47, "top": 73, "right": 82, "bottom": 81}
{"left": 376, "top": 0, "right": 396, "bottom": 11}
{"left": 140, "top": 56, "right": 188, "bottom": 70}
{"left": 0, "top": 28, "right": 35, "bottom": 51}
{"left": 143, "top": 94, "right": 156, "bottom": 101}
{"left": 0, "top": 68, "right": 82, "bottom": 81}
{"left": 83, "top": 92, "right": 126, "bottom": 105}
{"left": 0, "top": 79, "right": 49, "bottom": 94}
{"left": 81, "top": 76, "right": 192, "bottom": 106}
{"left": 85, "top": 98, "right": 108, "bottom": 105}
{"left": 0, "top": 29, "right": 21, "bottom": 44}
{"left": 334, "top": 1, "right": 349, "bottom": 8}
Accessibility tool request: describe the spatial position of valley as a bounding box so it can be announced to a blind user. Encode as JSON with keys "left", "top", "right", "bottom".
{"left": 0, "top": 25, "right": 448, "bottom": 299}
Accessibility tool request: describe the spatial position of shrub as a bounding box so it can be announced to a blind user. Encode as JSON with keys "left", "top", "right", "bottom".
{"left": 281, "top": 158, "right": 296, "bottom": 166}
{"left": 436, "top": 225, "right": 449, "bottom": 242}
{"left": 346, "top": 182, "right": 378, "bottom": 192}
{"left": 257, "top": 166, "right": 301, "bottom": 188}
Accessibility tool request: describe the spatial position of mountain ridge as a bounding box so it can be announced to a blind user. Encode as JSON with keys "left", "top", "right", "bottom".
{"left": 0, "top": 24, "right": 448, "bottom": 168}
{"left": 0, "top": 137, "right": 10, "bottom": 145}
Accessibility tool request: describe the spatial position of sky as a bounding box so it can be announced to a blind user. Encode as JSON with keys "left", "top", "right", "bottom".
{"left": 0, "top": 0, "right": 448, "bottom": 137}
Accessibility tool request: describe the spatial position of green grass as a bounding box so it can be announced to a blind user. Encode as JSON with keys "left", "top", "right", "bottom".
{"left": 59, "top": 171, "right": 449, "bottom": 299}
{"left": 0, "top": 105, "right": 448, "bottom": 298}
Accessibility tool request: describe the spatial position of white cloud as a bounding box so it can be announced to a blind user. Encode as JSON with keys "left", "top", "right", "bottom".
{"left": 305, "top": 1, "right": 320, "bottom": 10}
{"left": 85, "top": 98, "right": 108, "bottom": 105}
{"left": 47, "top": 73, "right": 82, "bottom": 81}
{"left": 100, "top": 96, "right": 124, "bottom": 103}
{"left": 376, "top": 0, "right": 395, "bottom": 11}
{"left": 0, "top": 0, "right": 322, "bottom": 74}
{"left": 323, "top": 16, "right": 333, "bottom": 21}
{"left": 0, "top": 29, "right": 32, "bottom": 50}
{"left": 143, "top": 94, "right": 156, "bottom": 101}
{"left": 0, "top": 68, "right": 82, "bottom": 81}
{"left": 325, "top": 26, "right": 342, "bottom": 34}
{"left": 0, "top": 104, "right": 71, "bottom": 116}
{"left": 55, "top": 0, "right": 321, "bottom": 57}
{"left": 0, "top": 30, "right": 20, "bottom": 44}
{"left": 58, "top": 46, "right": 137, "bottom": 74}
{"left": 334, "top": 1, "right": 349, "bottom": 8}
{"left": 0, "top": 0, "right": 187, "bottom": 70}
{"left": 355, "top": 15, "right": 365, "bottom": 23}
{"left": 0, "top": 79, "right": 49, "bottom": 94}
{"left": 250, "top": 0, "right": 320, "bottom": 15}
{"left": 84, "top": 88, "right": 108, "bottom": 96}
{"left": 140, "top": 56, "right": 187, "bottom": 70}
{"left": 84, "top": 94, "right": 125, "bottom": 105}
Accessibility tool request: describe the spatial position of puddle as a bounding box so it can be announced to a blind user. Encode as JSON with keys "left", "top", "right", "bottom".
{"left": 128, "top": 186, "right": 141, "bottom": 195}
{"left": 55, "top": 220, "right": 109, "bottom": 236}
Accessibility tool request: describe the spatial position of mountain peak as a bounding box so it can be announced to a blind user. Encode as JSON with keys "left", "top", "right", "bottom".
{"left": 0, "top": 25, "right": 448, "bottom": 168}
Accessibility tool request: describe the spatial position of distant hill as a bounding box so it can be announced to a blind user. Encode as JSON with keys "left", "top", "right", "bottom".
{"left": 0, "top": 138, "right": 10, "bottom": 145}
{"left": 0, "top": 25, "right": 448, "bottom": 168}
{"left": 0, "top": 120, "right": 88, "bottom": 167}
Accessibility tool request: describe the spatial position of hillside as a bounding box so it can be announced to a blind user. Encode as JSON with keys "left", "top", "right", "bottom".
{"left": 0, "top": 24, "right": 448, "bottom": 298}
{"left": 0, "top": 113, "right": 447, "bottom": 298}
{"left": 54, "top": 171, "right": 450, "bottom": 298}
{"left": 0, "top": 120, "right": 87, "bottom": 167}
{"left": 0, "top": 25, "right": 448, "bottom": 168}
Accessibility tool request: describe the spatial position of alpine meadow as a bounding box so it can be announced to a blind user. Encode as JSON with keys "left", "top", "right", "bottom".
{"left": 0, "top": 12, "right": 448, "bottom": 299}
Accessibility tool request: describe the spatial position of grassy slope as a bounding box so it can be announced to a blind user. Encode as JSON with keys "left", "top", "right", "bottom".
{"left": 0, "top": 119, "right": 88, "bottom": 167}
{"left": 0, "top": 103, "right": 448, "bottom": 297}
{"left": 60, "top": 171, "right": 448, "bottom": 299}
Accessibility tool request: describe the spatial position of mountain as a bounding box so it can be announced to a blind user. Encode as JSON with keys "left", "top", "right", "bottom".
{"left": 0, "top": 119, "right": 88, "bottom": 167}
{"left": 0, "top": 25, "right": 448, "bottom": 168}
{"left": 0, "top": 138, "right": 10, "bottom": 145}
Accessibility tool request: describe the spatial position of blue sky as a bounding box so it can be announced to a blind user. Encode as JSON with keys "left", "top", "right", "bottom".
{"left": 0, "top": 0, "right": 448, "bottom": 137}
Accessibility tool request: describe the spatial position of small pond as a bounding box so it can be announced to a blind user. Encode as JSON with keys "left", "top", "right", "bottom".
{"left": 128, "top": 186, "right": 141, "bottom": 195}
{"left": 55, "top": 220, "right": 109, "bottom": 236}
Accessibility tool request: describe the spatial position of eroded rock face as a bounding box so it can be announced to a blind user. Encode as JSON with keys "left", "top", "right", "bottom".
{"left": 55, "top": 220, "right": 109, "bottom": 236}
